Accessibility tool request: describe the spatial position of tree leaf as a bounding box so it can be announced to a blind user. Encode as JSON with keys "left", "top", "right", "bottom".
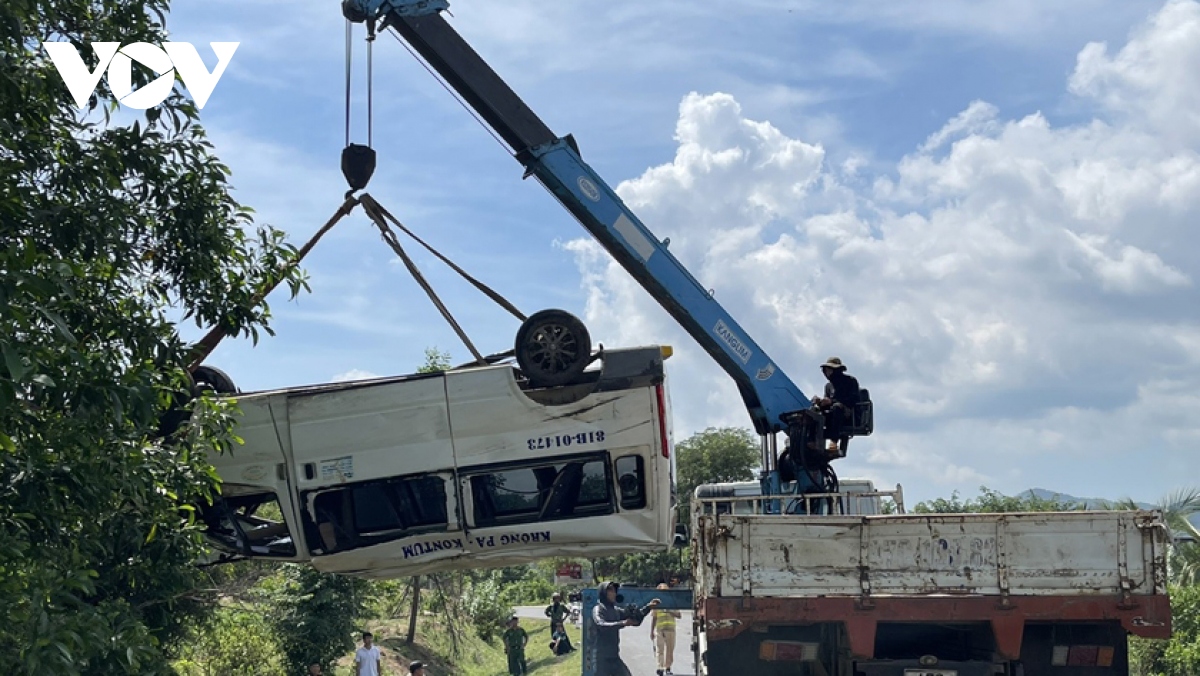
{"left": 31, "top": 374, "right": 56, "bottom": 388}
{"left": 34, "top": 306, "right": 77, "bottom": 343}
{"left": 2, "top": 342, "right": 28, "bottom": 382}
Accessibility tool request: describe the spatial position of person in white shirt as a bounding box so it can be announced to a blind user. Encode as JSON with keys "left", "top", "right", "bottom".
{"left": 354, "top": 632, "right": 383, "bottom": 676}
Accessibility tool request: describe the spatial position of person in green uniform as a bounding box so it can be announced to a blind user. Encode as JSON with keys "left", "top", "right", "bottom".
{"left": 544, "top": 592, "right": 569, "bottom": 627}
{"left": 502, "top": 616, "right": 529, "bottom": 675}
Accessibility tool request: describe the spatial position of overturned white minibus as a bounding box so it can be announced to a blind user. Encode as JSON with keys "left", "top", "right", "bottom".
{"left": 197, "top": 345, "right": 677, "bottom": 578}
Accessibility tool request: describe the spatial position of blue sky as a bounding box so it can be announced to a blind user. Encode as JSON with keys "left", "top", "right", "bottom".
{"left": 150, "top": 0, "right": 1198, "bottom": 505}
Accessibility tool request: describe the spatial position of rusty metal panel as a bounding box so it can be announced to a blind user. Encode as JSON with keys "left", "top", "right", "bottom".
{"left": 699, "top": 510, "right": 1169, "bottom": 600}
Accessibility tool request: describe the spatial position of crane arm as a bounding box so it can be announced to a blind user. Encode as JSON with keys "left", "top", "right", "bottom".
{"left": 345, "top": 0, "right": 812, "bottom": 435}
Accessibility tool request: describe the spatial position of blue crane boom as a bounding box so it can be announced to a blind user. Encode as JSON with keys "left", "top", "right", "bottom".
{"left": 343, "top": 0, "right": 807, "bottom": 434}
{"left": 341, "top": 0, "right": 872, "bottom": 494}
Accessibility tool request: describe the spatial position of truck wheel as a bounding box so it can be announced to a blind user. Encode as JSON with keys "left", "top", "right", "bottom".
{"left": 515, "top": 309, "right": 592, "bottom": 388}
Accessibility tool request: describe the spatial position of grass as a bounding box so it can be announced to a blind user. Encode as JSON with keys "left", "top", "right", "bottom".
{"left": 328, "top": 616, "right": 583, "bottom": 676}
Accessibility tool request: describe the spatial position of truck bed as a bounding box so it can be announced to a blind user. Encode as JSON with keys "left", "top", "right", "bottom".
{"left": 696, "top": 510, "right": 1169, "bottom": 600}
{"left": 693, "top": 508, "right": 1173, "bottom": 664}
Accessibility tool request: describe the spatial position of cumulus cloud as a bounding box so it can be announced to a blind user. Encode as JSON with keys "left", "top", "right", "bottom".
{"left": 567, "top": 0, "right": 1200, "bottom": 502}
{"left": 331, "top": 368, "right": 382, "bottom": 382}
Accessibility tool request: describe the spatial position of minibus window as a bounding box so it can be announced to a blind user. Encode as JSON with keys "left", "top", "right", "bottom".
{"left": 309, "top": 474, "right": 449, "bottom": 555}
{"left": 201, "top": 490, "right": 296, "bottom": 557}
{"left": 468, "top": 453, "right": 614, "bottom": 527}
{"left": 615, "top": 455, "right": 647, "bottom": 510}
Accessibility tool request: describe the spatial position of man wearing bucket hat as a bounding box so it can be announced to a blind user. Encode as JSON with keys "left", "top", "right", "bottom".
{"left": 814, "top": 357, "right": 860, "bottom": 455}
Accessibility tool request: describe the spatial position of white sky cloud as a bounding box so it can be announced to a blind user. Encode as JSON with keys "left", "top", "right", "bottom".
{"left": 566, "top": 0, "right": 1200, "bottom": 502}
{"left": 161, "top": 0, "right": 1200, "bottom": 504}
{"left": 331, "top": 368, "right": 382, "bottom": 382}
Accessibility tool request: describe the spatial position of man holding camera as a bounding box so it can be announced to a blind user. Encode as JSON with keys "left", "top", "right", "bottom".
{"left": 591, "top": 581, "right": 661, "bottom": 676}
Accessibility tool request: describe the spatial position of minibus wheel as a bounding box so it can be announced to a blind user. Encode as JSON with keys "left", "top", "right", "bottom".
{"left": 515, "top": 309, "right": 592, "bottom": 388}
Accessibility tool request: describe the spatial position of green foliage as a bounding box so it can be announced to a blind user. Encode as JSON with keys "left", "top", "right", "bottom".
{"left": 592, "top": 548, "right": 688, "bottom": 588}
{"left": 675, "top": 426, "right": 759, "bottom": 512}
{"left": 263, "top": 565, "right": 370, "bottom": 674}
{"left": 418, "top": 347, "right": 453, "bottom": 373}
{"left": 592, "top": 427, "right": 753, "bottom": 584}
{"left": 497, "top": 567, "right": 556, "bottom": 608}
{"left": 1130, "top": 634, "right": 1169, "bottom": 676}
{"left": 1130, "top": 584, "right": 1200, "bottom": 676}
{"left": 912, "top": 487, "right": 1086, "bottom": 514}
{"left": 0, "top": 1, "right": 307, "bottom": 673}
{"left": 173, "top": 607, "right": 286, "bottom": 676}
{"left": 462, "top": 576, "right": 514, "bottom": 644}
{"left": 1161, "top": 584, "right": 1200, "bottom": 674}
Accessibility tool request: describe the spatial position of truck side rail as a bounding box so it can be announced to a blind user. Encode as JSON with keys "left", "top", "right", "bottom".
{"left": 692, "top": 485, "right": 906, "bottom": 518}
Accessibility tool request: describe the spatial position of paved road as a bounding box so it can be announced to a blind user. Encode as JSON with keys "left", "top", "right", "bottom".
{"left": 514, "top": 606, "right": 695, "bottom": 675}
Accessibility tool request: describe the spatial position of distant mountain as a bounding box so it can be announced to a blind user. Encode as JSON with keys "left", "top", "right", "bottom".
{"left": 1020, "top": 488, "right": 1198, "bottom": 539}
{"left": 1019, "top": 487, "right": 1154, "bottom": 510}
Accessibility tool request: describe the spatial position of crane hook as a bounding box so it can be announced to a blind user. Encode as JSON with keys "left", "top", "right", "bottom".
{"left": 342, "top": 144, "right": 376, "bottom": 193}
{"left": 342, "top": 14, "right": 377, "bottom": 194}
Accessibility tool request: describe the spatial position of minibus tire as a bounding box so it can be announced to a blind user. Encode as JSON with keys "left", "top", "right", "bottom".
{"left": 515, "top": 309, "right": 592, "bottom": 388}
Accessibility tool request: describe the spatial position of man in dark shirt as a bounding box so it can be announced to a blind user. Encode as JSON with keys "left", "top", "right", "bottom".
{"left": 815, "top": 357, "right": 860, "bottom": 454}
{"left": 545, "top": 592, "right": 569, "bottom": 627}
{"left": 592, "top": 581, "right": 660, "bottom": 676}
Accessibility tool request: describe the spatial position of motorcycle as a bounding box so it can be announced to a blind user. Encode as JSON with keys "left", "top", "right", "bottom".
{"left": 568, "top": 601, "right": 581, "bottom": 625}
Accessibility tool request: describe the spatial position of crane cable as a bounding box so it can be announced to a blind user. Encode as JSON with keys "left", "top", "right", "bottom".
{"left": 186, "top": 196, "right": 360, "bottom": 372}
{"left": 344, "top": 18, "right": 375, "bottom": 149}
{"left": 191, "top": 23, "right": 524, "bottom": 373}
{"left": 358, "top": 193, "right": 528, "bottom": 368}
{"left": 360, "top": 195, "right": 526, "bottom": 323}
{"left": 341, "top": 19, "right": 377, "bottom": 195}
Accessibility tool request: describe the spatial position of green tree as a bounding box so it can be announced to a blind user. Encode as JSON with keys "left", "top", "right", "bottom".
{"left": 1130, "top": 584, "right": 1200, "bottom": 676}
{"left": 173, "top": 607, "right": 286, "bottom": 676}
{"left": 913, "top": 487, "right": 1086, "bottom": 514}
{"left": 418, "top": 347, "right": 453, "bottom": 373}
{"left": 593, "top": 427, "right": 754, "bottom": 585}
{"left": 264, "top": 566, "right": 369, "bottom": 675}
{"left": 676, "top": 426, "right": 760, "bottom": 512}
{"left": 1100, "top": 488, "right": 1200, "bottom": 586}
{"left": 0, "top": 1, "right": 306, "bottom": 673}
{"left": 461, "top": 575, "right": 513, "bottom": 644}
{"left": 593, "top": 549, "right": 688, "bottom": 588}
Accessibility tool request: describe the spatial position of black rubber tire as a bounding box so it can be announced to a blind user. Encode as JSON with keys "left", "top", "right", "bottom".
{"left": 156, "top": 365, "right": 237, "bottom": 439}
{"left": 192, "top": 365, "right": 239, "bottom": 395}
{"left": 514, "top": 309, "right": 592, "bottom": 388}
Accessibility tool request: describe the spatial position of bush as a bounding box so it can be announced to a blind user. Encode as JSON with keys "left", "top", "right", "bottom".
{"left": 496, "top": 567, "right": 556, "bottom": 607}
{"left": 262, "top": 565, "right": 370, "bottom": 674}
{"left": 173, "top": 607, "right": 285, "bottom": 676}
{"left": 1161, "top": 584, "right": 1200, "bottom": 675}
{"left": 463, "top": 577, "right": 513, "bottom": 644}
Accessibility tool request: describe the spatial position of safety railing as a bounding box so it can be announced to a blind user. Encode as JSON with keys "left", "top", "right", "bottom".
{"left": 692, "top": 484, "right": 905, "bottom": 518}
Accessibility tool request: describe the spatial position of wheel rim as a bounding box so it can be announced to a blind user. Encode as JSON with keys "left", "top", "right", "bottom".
{"left": 523, "top": 321, "right": 582, "bottom": 376}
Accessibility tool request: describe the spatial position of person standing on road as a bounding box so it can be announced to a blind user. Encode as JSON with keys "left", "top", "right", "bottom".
{"left": 650, "top": 583, "right": 680, "bottom": 675}
{"left": 592, "top": 581, "right": 660, "bottom": 676}
{"left": 354, "top": 632, "right": 383, "bottom": 676}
